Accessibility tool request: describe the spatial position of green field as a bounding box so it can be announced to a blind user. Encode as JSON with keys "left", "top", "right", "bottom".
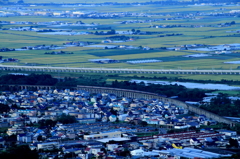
{"left": 1, "top": 4, "right": 240, "bottom": 81}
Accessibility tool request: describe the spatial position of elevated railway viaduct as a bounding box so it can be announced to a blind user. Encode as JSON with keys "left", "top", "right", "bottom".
{"left": 1, "top": 84, "right": 235, "bottom": 127}
{"left": 1, "top": 65, "right": 240, "bottom": 75}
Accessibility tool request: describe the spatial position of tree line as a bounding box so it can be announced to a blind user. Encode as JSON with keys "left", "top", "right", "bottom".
{"left": 200, "top": 93, "right": 240, "bottom": 117}
{"left": 0, "top": 74, "right": 57, "bottom": 86}
{"left": 0, "top": 73, "right": 207, "bottom": 101}
{"left": 109, "top": 74, "right": 240, "bottom": 87}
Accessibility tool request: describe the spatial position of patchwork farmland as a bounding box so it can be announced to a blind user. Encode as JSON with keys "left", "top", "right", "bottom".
{"left": 0, "top": 1, "right": 240, "bottom": 80}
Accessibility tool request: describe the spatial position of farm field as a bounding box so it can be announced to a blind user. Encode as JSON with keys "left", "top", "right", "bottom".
{"left": 1, "top": 2, "right": 240, "bottom": 81}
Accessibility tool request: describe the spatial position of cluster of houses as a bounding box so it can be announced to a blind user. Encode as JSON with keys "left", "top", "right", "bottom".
{"left": 2, "top": 3, "right": 239, "bottom": 20}
{"left": 0, "top": 48, "right": 15, "bottom": 52}
{"left": 1, "top": 2, "right": 240, "bottom": 21}
{"left": 190, "top": 43, "right": 240, "bottom": 52}
{"left": 0, "top": 7, "right": 151, "bottom": 18}
{"left": 0, "top": 57, "right": 19, "bottom": 63}
{"left": 0, "top": 20, "right": 35, "bottom": 25}
{"left": 88, "top": 59, "right": 119, "bottom": 64}
{"left": 44, "top": 51, "right": 74, "bottom": 55}
{"left": 226, "top": 29, "right": 240, "bottom": 33}
{"left": 8, "top": 27, "right": 72, "bottom": 33}
{"left": 118, "top": 18, "right": 175, "bottom": 25}
{"left": 0, "top": 88, "right": 238, "bottom": 158}
{"left": 158, "top": 33, "right": 183, "bottom": 38}
{"left": 0, "top": 45, "right": 66, "bottom": 56}
{"left": 0, "top": 7, "right": 88, "bottom": 17}
{"left": 101, "top": 38, "right": 134, "bottom": 44}
{"left": 19, "top": 44, "right": 65, "bottom": 51}
{"left": 0, "top": 20, "right": 96, "bottom": 27}
{"left": 204, "top": 8, "right": 240, "bottom": 17}
{"left": 167, "top": 43, "right": 240, "bottom": 55}
{"left": 83, "top": 44, "right": 143, "bottom": 50}
{"left": 151, "top": 22, "right": 235, "bottom": 29}
{"left": 63, "top": 41, "right": 93, "bottom": 47}
{"left": 167, "top": 44, "right": 206, "bottom": 51}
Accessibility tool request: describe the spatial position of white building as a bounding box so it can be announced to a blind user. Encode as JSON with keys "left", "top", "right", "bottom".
{"left": 17, "top": 134, "right": 33, "bottom": 143}
{"left": 37, "top": 142, "right": 59, "bottom": 150}
{"left": 130, "top": 148, "right": 144, "bottom": 156}
{"left": 217, "top": 130, "right": 237, "bottom": 137}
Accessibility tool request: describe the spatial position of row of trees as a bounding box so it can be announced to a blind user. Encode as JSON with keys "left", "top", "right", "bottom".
{"left": 0, "top": 74, "right": 58, "bottom": 86}
{"left": 0, "top": 103, "right": 10, "bottom": 114}
{"left": 111, "top": 80, "right": 207, "bottom": 101}
{"left": 200, "top": 94, "right": 240, "bottom": 117}
{"left": 0, "top": 48, "right": 15, "bottom": 52}
{"left": 106, "top": 35, "right": 135, "bottom": 40}
{"left": 35, "top": 114, "right": 77, "bottom": 128}
{"left": 56, "top": 76, "right": 207, "bottom": 100}
{"left": 0, "top": 145, "right": 38, "bottom": 159}
{"left": 95, "top": 29, "right": 116, "bottom": 35}
{"left": 0, "top": 73, "right": 207, "bottom": 100}
{"left": 114, "top": 74, "right": 240, "bottom": 88}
